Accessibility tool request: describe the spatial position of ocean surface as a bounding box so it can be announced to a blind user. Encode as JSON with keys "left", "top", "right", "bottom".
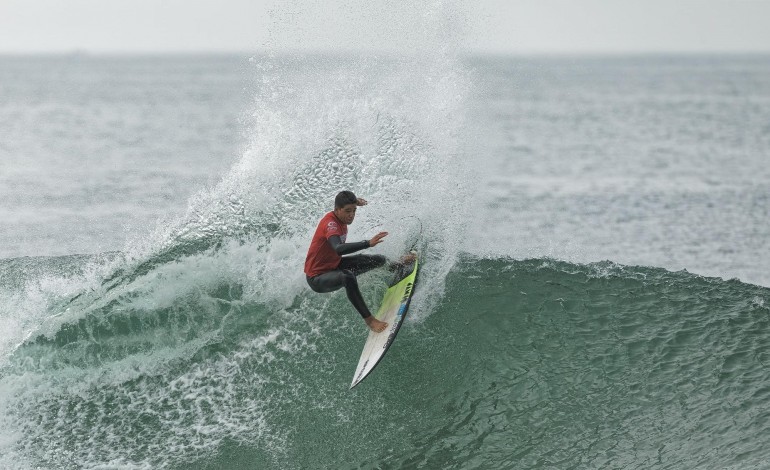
{"left": 1, "top": 49, "right": 769, "bottom": 469}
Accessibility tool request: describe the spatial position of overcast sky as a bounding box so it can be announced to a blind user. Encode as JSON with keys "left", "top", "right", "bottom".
{"left": 1, "top": 0, "right": 769, "bottom": 55}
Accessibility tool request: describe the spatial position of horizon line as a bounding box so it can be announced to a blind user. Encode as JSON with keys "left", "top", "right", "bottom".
{"left": 2, "top": 48, "right": 770, "bottom": 59}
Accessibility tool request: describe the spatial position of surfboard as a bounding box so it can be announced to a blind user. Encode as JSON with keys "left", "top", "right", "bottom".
{"left": 350, "top": 254, "right": 419, "bottom": 389}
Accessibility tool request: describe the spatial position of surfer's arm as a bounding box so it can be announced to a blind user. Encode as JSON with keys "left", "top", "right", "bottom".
{"left": 328, "top": 235, "right": 370, "bottom": 255}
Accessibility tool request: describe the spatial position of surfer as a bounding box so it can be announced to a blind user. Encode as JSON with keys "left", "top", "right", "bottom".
{"left": 305, "top": 190, "right": 407, "bottom": 333}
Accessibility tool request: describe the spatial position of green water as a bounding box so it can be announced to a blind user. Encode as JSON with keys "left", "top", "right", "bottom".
{"left": 3, "top": 256, "right": 768, "bottom": 469}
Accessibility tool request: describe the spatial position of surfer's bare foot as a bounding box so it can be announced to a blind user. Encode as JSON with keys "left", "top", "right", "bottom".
{"left": 388, "top": 252, "right": 417, "bottom": 271}
{"left": 365, "top": 316, "right": 388, "bottom": 333}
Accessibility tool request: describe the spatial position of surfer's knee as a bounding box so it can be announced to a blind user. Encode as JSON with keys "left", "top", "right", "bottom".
{"left": 341, "top": 269, "right": 358, "bottom": 287}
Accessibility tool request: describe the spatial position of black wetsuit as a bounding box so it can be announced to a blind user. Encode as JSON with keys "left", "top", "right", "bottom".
{"left": 306, "top": 235, "right": 386, "bottom": 318}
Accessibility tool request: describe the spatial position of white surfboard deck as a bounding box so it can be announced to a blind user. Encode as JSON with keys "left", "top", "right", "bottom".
{"left": 350, "top": 256, "right": 419, "bottom": 389}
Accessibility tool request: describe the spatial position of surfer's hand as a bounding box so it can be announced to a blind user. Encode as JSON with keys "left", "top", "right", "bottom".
{"left": 369, "top": 231, "right": 388, "bottom": 247}
{"left": 356, "top": 198, "right": 368, "bottom": 206}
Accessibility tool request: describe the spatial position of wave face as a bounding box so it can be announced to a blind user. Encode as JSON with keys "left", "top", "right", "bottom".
{"left": 1, "top": 256, "right": 769, "bottom": 468}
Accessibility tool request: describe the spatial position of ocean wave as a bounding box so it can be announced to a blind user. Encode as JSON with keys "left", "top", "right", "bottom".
{"left": 2, "top": 254, "right": 769, "bottom": 469}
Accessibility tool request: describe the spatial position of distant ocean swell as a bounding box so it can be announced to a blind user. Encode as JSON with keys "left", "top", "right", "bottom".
{"left": 1, "top": 254, "right": 768, "bottom": 469}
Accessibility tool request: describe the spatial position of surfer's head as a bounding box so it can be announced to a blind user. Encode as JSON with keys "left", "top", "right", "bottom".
{"left": 334, "top": 190, "right": 358, "bottom": 225}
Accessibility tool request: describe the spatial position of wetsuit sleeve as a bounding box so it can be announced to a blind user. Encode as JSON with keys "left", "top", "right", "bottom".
{"left": 328, "top": 235, "right": 370, "bottom": 255}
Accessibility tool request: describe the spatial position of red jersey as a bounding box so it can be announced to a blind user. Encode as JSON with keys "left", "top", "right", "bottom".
{"left": 304, "top": 212, "right": 348, "bottom": 277}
